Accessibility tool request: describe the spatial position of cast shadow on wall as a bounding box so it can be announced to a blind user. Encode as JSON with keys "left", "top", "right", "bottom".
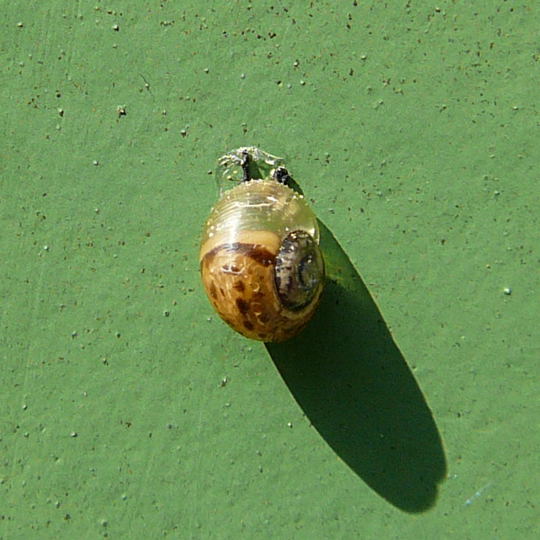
{"left": 266, "top": 221, "right": 447, "bottom": 513}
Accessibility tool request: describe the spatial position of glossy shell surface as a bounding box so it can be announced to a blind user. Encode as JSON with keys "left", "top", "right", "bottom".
{"left": 200, "top": 177, "right": 324, "bottom": 342}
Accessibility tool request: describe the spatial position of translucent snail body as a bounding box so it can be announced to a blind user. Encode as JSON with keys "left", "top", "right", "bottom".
{"left": 200, "top": 148, "right": 324, "bottom": 342}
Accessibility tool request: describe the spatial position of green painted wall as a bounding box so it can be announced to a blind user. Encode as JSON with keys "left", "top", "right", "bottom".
{"left": 2, "top": 1, "right": 538, "bottom": 538}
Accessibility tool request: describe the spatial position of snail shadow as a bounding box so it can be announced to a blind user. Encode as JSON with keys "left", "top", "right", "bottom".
{"left": 266, "top": 221, "right": 447, "bottom": 513}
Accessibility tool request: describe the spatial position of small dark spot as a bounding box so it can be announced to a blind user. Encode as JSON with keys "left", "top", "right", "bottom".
{"left": 209, "top": 282, "right": 217, "bottom": 299}
{"left": 220, "top": 287, "right": 225, "bottom": 296}
{"left": 258, "top": 313, "right": 270, "bottom": 323}
{"left": 221, "top": 263, "right": 242, "bottom": 274}
{"left": 236, "top": 298, "right": 249, "bottom": 314}
{"left": 242, "top": 245, "right": 275, "bottom": 266}
{"left": 233, "top": 280, "right": 245, "bottom": 292}
{"left": 258, "top": 333, "right": 267, "bottom": 339}
{"left": 202, "top": 250, "right": 216, "bottom": 265}
{"left": 243, "top": 320, "right": 254, "bottom": 330}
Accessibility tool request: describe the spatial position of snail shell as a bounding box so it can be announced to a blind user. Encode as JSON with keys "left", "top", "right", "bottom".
{"left": 200, "top": 152, "right": 324, "bottom": 342}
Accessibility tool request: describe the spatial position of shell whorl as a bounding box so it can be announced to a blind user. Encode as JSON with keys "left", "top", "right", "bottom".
{"left": 200, "top": 180, "right": 319, "bottom": 258}
{"left": 274, "top": 230, "right": 325, "bottom": 311}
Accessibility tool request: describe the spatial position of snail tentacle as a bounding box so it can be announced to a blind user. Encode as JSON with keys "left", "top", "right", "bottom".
{"left": 241, "top": 149, "right": 251, "bottom": 182}
{"left": 272, "top": 166, "right": 293, "bottom": 187}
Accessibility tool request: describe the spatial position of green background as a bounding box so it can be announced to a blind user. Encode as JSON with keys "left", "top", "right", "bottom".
{"left": 2, "top": 1, "right": 538, "bottom": 538}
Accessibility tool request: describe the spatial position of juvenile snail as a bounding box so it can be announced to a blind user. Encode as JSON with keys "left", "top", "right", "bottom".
{"left": 200, "top": 147, "right": 324, "bottom": 342}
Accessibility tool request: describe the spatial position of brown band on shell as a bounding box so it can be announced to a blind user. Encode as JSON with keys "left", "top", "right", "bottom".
{"left": 202, "top": 242, "right": 276, "bottom": 267}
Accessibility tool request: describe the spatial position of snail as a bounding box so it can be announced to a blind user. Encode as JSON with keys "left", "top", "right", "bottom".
{"left": 199, "top": 147, "right": 325, "bottom": 342}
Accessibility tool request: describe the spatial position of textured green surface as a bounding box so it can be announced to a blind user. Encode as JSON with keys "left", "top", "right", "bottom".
{"left": 1, "top": 1, "right": 538, "bottom": 538}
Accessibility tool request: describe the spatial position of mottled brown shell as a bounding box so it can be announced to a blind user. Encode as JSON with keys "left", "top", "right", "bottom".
{"left": 200, "top": 177, "right": 324, "bottom": 342}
